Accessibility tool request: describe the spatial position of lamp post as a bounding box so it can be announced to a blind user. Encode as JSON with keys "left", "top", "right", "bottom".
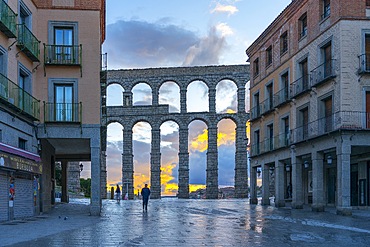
{"left": 79, "top": 163, "right": 84, "bottom": 173}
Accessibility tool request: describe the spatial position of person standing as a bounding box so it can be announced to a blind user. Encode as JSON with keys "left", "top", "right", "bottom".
{"left": 115, "top": 184, "right": 121, "bottom": 202}
{"left": 141, "top": 184, "right": 151, "bottom": 211}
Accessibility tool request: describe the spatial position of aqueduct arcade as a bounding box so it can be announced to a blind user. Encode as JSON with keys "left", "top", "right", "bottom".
{"left": 101, "top": 65, "right": 250, "bottom": 199}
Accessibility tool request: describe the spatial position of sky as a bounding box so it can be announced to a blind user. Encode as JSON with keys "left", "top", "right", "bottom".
{"left": 81, "top": 0, "right": 292, "bottom": 195}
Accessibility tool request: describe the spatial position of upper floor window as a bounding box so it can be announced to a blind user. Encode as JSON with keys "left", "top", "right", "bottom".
{"left": 367, "top": 0, "right": 370, "bottom": 7}
{"left": 299, "top": 58, "right": 309, "bottom": 89}
{"left": 299, "top": 13, "right": 307, "bottom": 39}
{"left": 253, "top": 58, "right": 259, "bottom": 78}
{"left": 19, "top": 1, "right": 32, "bottom": 29}
{"left": 18, "top": 138, "right": 27, "bottom": 150}
{"left": 0, "top": 46, "right": 6, "bottom": 76}
{"left": 322, "top": 0, "right": 330, "bottom": 20}
{"left": 321, "top": 42, "right": 332, "bottom": 77}
{"left": 266, "top": 46, "right": 272, "bottom": 67}
{"left": 280, "top": 31, "right": 288, "bottom": 55}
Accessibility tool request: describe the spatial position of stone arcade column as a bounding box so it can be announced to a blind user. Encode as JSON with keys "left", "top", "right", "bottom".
{"left": 208, "top": 88, "right": 216, "bottom": 113}
{"left": 312, "top": 151, "right": 325, "bottom": 212}
{"left": 234, "top": 125, "right": 248, "bottom": 198}
{"left": 336, "top": 135, "right": 352, "bottom": 216}
{"left": 249, "top": 166, "right": 258, "bottom": 204}
{"left": 261, "top": 164, "right": 270, "bottom": 205}
{"left": 61, "top": 161, "right": 69, "bottom": 203}
{"left": 237, "top": 86, "right": 246, "bottom": 113}
{"left": 152, "top": 86, "right": 159, "bottom": 106}
{"left": 180, "top": 88, "right": 187, "bottom": 113}
{"left": 206, "top": 125, "right": 218, "bottom": 199}
{"left": 178, "top": 127, "right": 189, "bottom": 198}
{"left": 291, "top": 146, "right": 303, "bottom": 209}
{"left": 90, "top": 146, "right": 102, "bottom": 216}
{"left": 275, "top": 161, "right": 285, "bottom": 207}
{"left": 122, "top": 129, "right": 134, "bottom": 200}
{"left": 150, "top": 126, "right": 161, "bottom": 199}
{"left": 100, "top": 152, "right": 107, "bottom": 199}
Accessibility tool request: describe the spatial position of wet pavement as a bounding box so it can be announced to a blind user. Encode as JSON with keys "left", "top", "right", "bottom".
{"left": 1, "top": 198, "right": 370, "bottom": 246}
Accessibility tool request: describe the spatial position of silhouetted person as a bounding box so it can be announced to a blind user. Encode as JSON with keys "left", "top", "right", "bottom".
{"left": 141, "top": 184, "right": 151, "bottom": 211}
{"left": 115, "top": 184, "right": 121, "bottom": 202}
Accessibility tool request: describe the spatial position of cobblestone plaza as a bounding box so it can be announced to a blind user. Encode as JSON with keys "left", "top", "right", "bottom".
{"left": 1, "top": 198, "right": 370, "bottom": 246}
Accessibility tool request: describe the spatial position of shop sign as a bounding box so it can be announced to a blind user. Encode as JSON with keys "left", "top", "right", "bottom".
{"left": 0, "top": 151, "right": 42, "bottom": 174}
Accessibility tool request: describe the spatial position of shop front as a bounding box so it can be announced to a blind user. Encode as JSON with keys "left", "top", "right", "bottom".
{"left": 0, "top": 143, "right": 42, "bottom": 222}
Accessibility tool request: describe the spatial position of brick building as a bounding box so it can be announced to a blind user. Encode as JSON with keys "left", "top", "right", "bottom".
{"left": 246, "top": 0, "right": 370, "bottom": 215}
{"left": 0, "top": 0, "right": 105, "bottom": 221}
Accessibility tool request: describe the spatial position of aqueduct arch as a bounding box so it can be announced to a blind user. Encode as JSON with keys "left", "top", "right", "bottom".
{"left": 101, "top": 65, "right": 250, "bottom": 199}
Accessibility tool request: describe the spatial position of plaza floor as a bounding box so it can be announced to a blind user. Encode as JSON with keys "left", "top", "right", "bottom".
{"left": 1, "top": 198, "right": 370, "bottom": 246}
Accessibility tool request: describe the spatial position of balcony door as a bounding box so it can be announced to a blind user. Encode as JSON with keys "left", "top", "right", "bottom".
{"left": 54, "top": 27, "right": 73, "bottom": 63}
{"left": 367, "top": 92, "right": 370, "bottom": 128}
{"left": 55, "top": 84, "right": 73, "bottom": 121}
{"left": 323, "top": 42, "right": 332, "bottom": 78}
{"left": 324, "top": 96, "right": 333, "bottom": 132}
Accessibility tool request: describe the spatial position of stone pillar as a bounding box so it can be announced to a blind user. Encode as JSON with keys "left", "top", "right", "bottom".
{"left": 336, "top": 135, "right": 352, "bottom": 216}
{"left": 206, "top": 125, "right": 218, "bottom": 199}
{"left": 312, "top": 151, "right": 325, "bottom": 212}
{"left": 208, "top": 88, "right": 216, "bottom": 113}
{"left": 100, "top": 152, "right": 107, "bottom": 199}
{"left": 237, "top": 87, "right": 246, "bottom": 113}
{"left": 275, "top": 161, "right": 285, "bottom": 207}
{"left": 234, "top": 125, "right": 248, "bottom": 198}
{"left": 67, "top": 161, "right": 81, "bottom": 194}
{"left": 178, "top": 127, "right": 189, "bottom": 198}
{"left": 90, "top": 146, "right": 102, "bottom": 216}
{"left": 61, "top": 161, "right": 69, "bottom": 203}
{"left": 150, "top": 126, "right": 161, "bottom": 199}
{"left": 180, "top": 88, "right": 187, "bottom": 113}
{"left": 261, "top": 164, "right": 270, "bottom": 205}
{"left": 152, "top": 86, "right": 159, "bottom": 106}
{"left": 122, "top": 129, "right": 134, "bottom": 200}
{"left": 249, "top": 166, "right": 258, "bottom": 204}
{"left": 291, "top": 147, "right": 303, "bottom": 209}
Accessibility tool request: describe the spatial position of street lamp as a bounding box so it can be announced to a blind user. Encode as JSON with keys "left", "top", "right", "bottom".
{"left": 327, "top": 155, "right": 333, "bottom": 165}
{"left": 304, "top": 161, "right": 309, "bottom": 169}
{"left": 79, "top": 163, "right": 84, "bottom": 173}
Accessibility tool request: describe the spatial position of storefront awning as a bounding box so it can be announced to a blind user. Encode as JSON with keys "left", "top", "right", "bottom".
{"left": 0, "top": 142, "right": 41, "bottom": 162}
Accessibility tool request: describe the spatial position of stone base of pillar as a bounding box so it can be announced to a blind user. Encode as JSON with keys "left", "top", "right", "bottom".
{"left": 311, "top": 204, "right": 325, "bottom": 212}
{"left": 336, "top": 206, "right": 352, "bottom": 216}
{"left": 275, "top": 200, "right": 285, "bottom": 208}
{"left": 90, "top": 205, "right": 101, "bottom": 216}
{"left": 250, "top": 198, "right": 258, "bottom": 204}
{"left": 177, "top": 193, "right": 189, "bottom": 199}
{"left": 261, "top": 198, "right": 270, "bottom": 206}
{"left": 291, "top": 203, "right": 303, "bottom": 209}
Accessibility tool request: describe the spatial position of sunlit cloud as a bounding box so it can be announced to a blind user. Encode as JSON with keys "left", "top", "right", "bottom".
{"left": 216, "top": 22, "right": 234, "bottom": 37}
{"left": 190, "top": 129, "right": 208, "bottom": 152}
{"left": 211, "top": 3, "right": 239, "bottom": 16}
{"left": 189, "top": 184, "right": 206, "bottom": 192}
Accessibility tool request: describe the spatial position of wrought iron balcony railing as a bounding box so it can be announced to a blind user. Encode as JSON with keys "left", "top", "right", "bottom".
{"left": 273, "top": 87, "right": 290, "bottom": 108}
{"left": 44, "top": 102, "right": 82, "bottom": 123}
{"left": 260, "top": 97, "right": 274, "bottom": 115}
{"left": 44, "top": 44, "right": 82, "bottom": 65}
{"left": 16, "top": 24, "right": 40, "bottom": 62}
{"left": 290, "top": 75, "right": 310, "bottom": 98}
{"left": 0, "top": 73, "right": 40, "bottom": 120}
{"left": 0, "top": 0, "right": 17, "bottom": 38}
{"left": 250, "top": 104, "right": 261, "bottom": 120}
{"left": 359, "top": 54, "right": 370, "bottom": 74}
{"left": 310, "top": 59, "right": 336, "bottom": 87}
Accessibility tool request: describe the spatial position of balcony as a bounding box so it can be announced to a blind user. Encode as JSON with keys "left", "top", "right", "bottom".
{"left": 250, "top": 105, "right": 261, "bottom": 120}
{"left": 44, "top": 102, "right": 82, "bottom": 123}
{"left": 250, "top": 142, "right": 260, "bottom": 156}
{"left": 0, "top": 0, "right": 17, "bottom": 38}
{"left": 44, "top": 44, "right": 82, "bottom": 66}
{"left": 16, "top": 24, "right": 40, "bottom": 62}
{"left": 310, "top": 59, "right": 336, "bottom": 87}
{"left": 0, "top": 73, "right": 40, "bottom": 120}
{"left": 290, "top": 76, "right": 310, "bottom": 98}
{"left": 273, "top": 87, "right": 290, "bottom": 108}
{"left": 260, "top": 97, "right": 274, "bottom": 115}
{"left": 359, "top": 54, "right": 370, "bottom": 74}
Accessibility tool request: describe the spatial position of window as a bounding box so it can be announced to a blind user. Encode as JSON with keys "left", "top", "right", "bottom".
{"left": 299, "top": 13, "right": 307, "bottom": 39}
{"left": 280, "top": 31, "right": 288, "bottom": 55}
{"left": 267, "top": 124, "right": 273, "bottom": 151}
{"left": 18, "top": 63, "right": 32, "bottom": 110}
{"left": 266, "top": 46, "right": 272, "bottom": 67}
{"left": 266, "top": 83, "right": 273, "bottom": 111}
{"left": 299, "top": 107, "right": 309, "bottom": 140}
{"left": 322, "top": 42, "right": 332, "bottom": 78}
{"left": 18, "top": 138, "right": 27, "bottom": 150}
{"left": 367, "top": 0, "right": 370, "bottom": 7}
{"left": 19, "top": 1, "right": 32, "bottom": 29}
{"left": 254, "top": 130, "right": 260, "bottom": 155}
{"left": 365, "top": 34, "right": 370, "bottom": 71}
{"left": 282, "top": 116, "right": 289, "bottom": 146}
{"left": 299, "top": 58, "right": 309, "bottom": 91}
{"left": 0, "top": 46, "right": 6, "bottom": 76}
{"left": 281, "top": 72, "right": 289, "bottom": 101}
{"left": 0, "top": 129, "right": 2, "bottom": 142}
{"left": 55, "top": 84, "right": 73, "bottom": 121}
{"left": 322, "top": 96, "right": 333, "bottom": 132}
{"left": 366, "top": 92, "right": 370, "bottom": 128}
{"left": 322, "top": 0, "right": 330, "bottom": 20}
{"left": 47, "top": 21, "right": 79, "bottom": 64}
{"left": 253, "top": 92, "right": 260, "bottom": 118}
{"left": 253, "top": 58, "right": 259, "bottom": 78}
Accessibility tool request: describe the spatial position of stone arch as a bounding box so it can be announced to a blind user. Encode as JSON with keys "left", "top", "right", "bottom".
{"left": 216, "top": 79, "right": 238, "bottom": 114}
{"left": 159, "top": 81, "right": 180, "bottom": 113}
{"left": 104, "top": 65, "right": 250, "bottom": 199}
{"left": 186, "top": 80, "right": 209, "bottom": 113}
{"left": 106, "top": 82, "right": 125, "bottom": 106}
{"left": 132, "top": 82, "right": 152, "bottom": 106}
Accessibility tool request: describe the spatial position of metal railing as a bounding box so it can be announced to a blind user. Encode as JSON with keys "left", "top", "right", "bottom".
{"left": 44, "top": 44, "right": 82, "bottom": 65}
{"left": 359, "top": 54, "right": 370, "bottom": 73}
{"left": 310, "top": 59, "right": 335, "bottom": 87}
{"left": 0, "top": 0, "right": 17, "bottom": 38}
{"left": 250, "top": 105, "right": 261, "bottom": 120}
{"left": 260, "top": 97, "right": 274, "bottom": 115}
{"left": 101, "top": 53, "right": 107, "bottom": 71}
{"left": 17, "top": 24, "right": 40, "bottom": 61}
{"left": 44, "top": 102, "right": 82, "bottom": 123}
{"left": 273, "top": 87, "right": 290, "bottom": 107}
{"left": 290, "top": 75, "right": 309, "bottom": 98}
{"left": 0, "top": 73, "right": 40, "bottom": 120}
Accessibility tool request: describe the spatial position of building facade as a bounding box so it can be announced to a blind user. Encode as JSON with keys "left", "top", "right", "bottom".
{"left": 246, "top": 0, "right": 370, "bottom": 215}
{"left": 0, "top": 0, "right": 105, "bottom": 221}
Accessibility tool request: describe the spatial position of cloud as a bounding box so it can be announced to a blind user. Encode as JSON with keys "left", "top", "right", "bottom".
{"left": 211, "top": 3, "right": 239, "bottom": 16}
{"left": 103, "top": 19, "right": 227, "bottom": 69}
{"left": 216, "top": 22, "right": 234, "bottom": 37}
